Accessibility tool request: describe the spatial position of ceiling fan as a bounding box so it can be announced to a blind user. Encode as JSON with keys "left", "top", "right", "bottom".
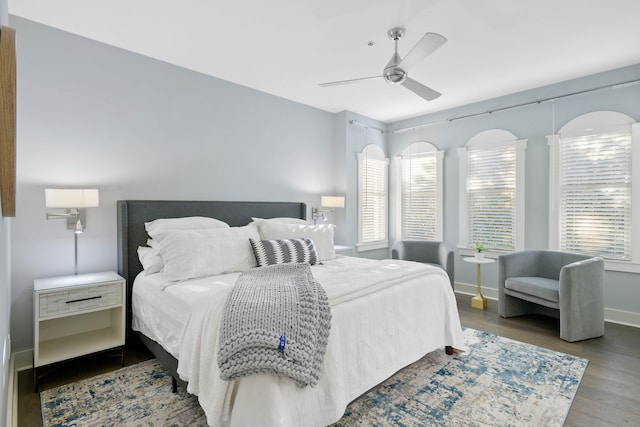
{"left": 319, "top": 27, "right": 447, "bottom": 101}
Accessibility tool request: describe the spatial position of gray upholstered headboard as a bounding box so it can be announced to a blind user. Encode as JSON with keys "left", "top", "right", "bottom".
{"left": 116, "top": 200, "right": 307, "bottom": 339}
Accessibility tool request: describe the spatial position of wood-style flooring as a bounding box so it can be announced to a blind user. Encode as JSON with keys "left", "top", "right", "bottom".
{"left": 17, "top": 293, "right": 640, "bottom": 426}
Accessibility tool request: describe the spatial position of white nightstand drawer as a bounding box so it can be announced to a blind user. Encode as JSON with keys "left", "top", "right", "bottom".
{"left": 39, "top": 281, "right": 123, "bottom": 319}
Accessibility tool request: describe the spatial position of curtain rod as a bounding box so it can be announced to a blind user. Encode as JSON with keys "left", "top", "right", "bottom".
{"left": 390, "top": 78, "right": 640, "bottom": 134}
{"left": 348, "top": 119, "right": 386, "bottom": 133}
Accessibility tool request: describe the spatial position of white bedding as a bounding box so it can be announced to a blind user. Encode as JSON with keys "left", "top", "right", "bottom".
{"left": 132, "top": 256, "right": 465, "bottom": 427}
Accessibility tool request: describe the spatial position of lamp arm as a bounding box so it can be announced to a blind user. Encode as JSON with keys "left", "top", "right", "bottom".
{"left": 46, "top": 212, "right": 75, "bottom": 220}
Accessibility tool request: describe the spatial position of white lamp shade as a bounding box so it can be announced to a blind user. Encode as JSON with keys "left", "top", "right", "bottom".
{"left": 321, "top": 196, "right": 345, "bottom": 208}
{"left": 45, "top": 189, "right": 99, "bottom": 208}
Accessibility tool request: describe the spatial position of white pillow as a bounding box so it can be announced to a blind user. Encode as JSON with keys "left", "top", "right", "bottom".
{"left": 153, "top": 223, "right": 260, "bottom": 281}
{"left": 256, "top": 221, "right": 336, "bottom": 261}
{"left": 137, "top": 246, "right": 163, "bottom": 276}
{"left": 251, "top": 217, "right": 309, "bottom": 225}
{"left": 145, "top": 216, "right": 230, "bottom": 238}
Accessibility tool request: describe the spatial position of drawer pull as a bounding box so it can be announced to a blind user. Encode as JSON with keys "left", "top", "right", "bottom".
{"left": 66, "top": 295, "right": 102, "bottom": 304}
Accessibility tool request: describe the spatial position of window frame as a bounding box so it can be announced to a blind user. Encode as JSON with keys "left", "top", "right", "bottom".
{"left": 548, "top": 111, "right": 640, "bottom": 273}
{"left": 457, "top": 129, "right": 527, "bottom": 257}
{"left": 357, "top": 144, "right": 389, "bottom": 252}
{"left": 395, "top": 141, "right": 444, "bottom": 242}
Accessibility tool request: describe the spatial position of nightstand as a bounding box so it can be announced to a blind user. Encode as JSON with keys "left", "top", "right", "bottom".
{"left": 33, "top": 271, "right": 126, "bottom": 391}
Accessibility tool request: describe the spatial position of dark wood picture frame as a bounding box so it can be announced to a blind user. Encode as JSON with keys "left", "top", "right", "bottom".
{"left": 0, "top": 25, "right": 17, "bottom": 217}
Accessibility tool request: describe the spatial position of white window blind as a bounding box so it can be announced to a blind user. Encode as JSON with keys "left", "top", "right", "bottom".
{"left": 467, "top": 145, "right": 517, "bottom": 251}
{"left": 402, "top": 152, "right": 437, "bottom": 240}
{"left": 358, "top": 145, "right": 388, "bottom": 249}
{"left": 559, "top": 130, "right": 632, "bottom": 260}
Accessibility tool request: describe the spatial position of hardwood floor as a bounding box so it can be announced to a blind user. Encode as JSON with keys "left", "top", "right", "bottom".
{"left": 17, "top": 294, "right": 640, "bottom": 426}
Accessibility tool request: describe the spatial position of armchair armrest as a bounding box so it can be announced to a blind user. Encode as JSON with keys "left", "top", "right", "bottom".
{"left": 559, "top": 257, "right": 605, "bottom": 342}
{"left": 559, "top": 257, "right": 605, "bottom": 297}
{"left": 437, "top": 243, "right": 452, "bottom": 270}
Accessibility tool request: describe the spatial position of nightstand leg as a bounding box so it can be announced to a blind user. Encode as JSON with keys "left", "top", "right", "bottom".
{"left": 471, "top": 264, "right": 488, "bottom": 310}
{"left": 33, "top": 366, "right": 38, "bottom": 393}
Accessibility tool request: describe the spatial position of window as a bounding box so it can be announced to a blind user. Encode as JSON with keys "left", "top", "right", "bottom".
{"left": 548, "top": 111, "right": 639, "bottom": 272}
{"left": 458, "top": 130, "right": 527, "bottom": 253}
{"left": 399, "top": 142, "right": 443, "bottom": 240}
{"left": 357, "top": 144, "right": 389, "bottom": 251}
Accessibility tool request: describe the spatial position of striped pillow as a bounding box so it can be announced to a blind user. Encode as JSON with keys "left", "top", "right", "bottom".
{"left": 249, "top": 238, "right": 320, "bottom": 267}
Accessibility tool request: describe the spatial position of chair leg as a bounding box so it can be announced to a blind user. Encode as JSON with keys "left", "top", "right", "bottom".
{"left": 500, "top": 294, "right": 534, "bottom": 318}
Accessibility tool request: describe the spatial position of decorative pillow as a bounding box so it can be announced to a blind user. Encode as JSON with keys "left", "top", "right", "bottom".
{"left": 145, "top": 216, "right": 230, "bottom": 238}
{"left": 249, "top": 238, "right": 320, "bottom": 267}
{"left": 153, "top": 223, "right": 260, "bottom": 282}
{"left": 251, "top": 217, "right": 309, "bottom": 225}
{"left": 256, "top": 221, "right": 336, "bottom": 261}
{"left": 137, "top": 246, "right": 163, "bottom": 275}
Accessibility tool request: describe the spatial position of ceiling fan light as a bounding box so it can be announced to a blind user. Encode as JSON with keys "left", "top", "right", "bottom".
{"left": 384, "top": 67, "right": 406, "bottom": 84}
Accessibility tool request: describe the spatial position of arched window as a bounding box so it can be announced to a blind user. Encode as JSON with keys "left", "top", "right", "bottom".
{"left": 548, "top": 111, "right": 639, "bottom": 272}
{"left": 357, "top": 144, "right": 389, "bottom": 251}
{"left": 399, "top": 142, "right": 443, "bottom": 240}
{"left": 458, "top": 130, "right": 527, "bottom": 253}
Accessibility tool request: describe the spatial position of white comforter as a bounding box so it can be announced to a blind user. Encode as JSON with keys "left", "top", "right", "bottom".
{"left": 132, "top": 256, "right": 465, "bottom": 427}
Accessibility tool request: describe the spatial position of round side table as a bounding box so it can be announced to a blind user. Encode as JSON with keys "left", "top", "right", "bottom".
{"left": 463, "top": 256, "right": 495, "bottom": 310}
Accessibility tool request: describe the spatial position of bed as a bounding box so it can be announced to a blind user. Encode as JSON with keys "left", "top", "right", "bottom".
{"left": 117, "top": 200, "right": 465, "bottom": 427}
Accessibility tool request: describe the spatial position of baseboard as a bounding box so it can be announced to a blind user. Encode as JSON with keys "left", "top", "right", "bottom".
{"left": 454, "top": 281, "right": 498, "bottom": 301}
{"left": 455, "top": 281, "right": 640, "bottom": 329}
{"left": 7, "top": 349, "right": 34, "bottom": 427}
{"left": 7, "top": 352, "right": 16, "bottom": 427}
{"left": 13, "top": 349, "right": 33, "bottom": 372}
{"left": 604, "top": 308, "right": 640, "bottom": 328}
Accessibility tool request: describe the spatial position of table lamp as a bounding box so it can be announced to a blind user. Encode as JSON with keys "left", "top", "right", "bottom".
{"left": 45, "top": 188, "right": 99, "bottom": 275}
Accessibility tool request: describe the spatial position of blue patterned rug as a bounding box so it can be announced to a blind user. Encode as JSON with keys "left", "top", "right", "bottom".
{"left": 40, "top": 328, "right": 587, "bottom": 426}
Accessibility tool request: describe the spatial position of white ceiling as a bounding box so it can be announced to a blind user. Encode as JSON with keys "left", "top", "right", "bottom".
{"left": 9, "top": 0, "right": 640, "bottom": 123}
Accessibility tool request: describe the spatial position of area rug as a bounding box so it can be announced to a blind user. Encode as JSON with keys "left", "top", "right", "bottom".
{"left": 41, "top": 328, "right": 588, "bottom": 426}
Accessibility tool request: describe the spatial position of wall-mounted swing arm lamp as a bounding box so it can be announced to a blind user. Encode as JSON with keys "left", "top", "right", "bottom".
{"left": 45, "top": 188, "right": 99, "bottom": 275}
{"left": 312, "top": 196, "right": 345, "bottom": 224}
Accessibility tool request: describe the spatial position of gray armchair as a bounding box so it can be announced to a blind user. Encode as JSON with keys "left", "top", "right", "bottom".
{"left": 498, "top": 250, "right": 605, "bottom": 342}
{"left": 391, "top": 240, "right": 454, "bottom": 289}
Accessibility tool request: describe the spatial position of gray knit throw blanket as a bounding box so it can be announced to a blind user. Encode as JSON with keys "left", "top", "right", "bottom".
{"left": 217, "top": 263, "right": 331, "bottom": 387}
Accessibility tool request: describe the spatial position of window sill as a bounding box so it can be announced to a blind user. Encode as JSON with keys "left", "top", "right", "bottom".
{"left": 357, "top": 241, "right": 389, "bottom": 252}
{"left": 605, "top": 260, "right": 640, "bottom": 274}
{"left": 457, "top": 247, "right": 509, "bottom": 259}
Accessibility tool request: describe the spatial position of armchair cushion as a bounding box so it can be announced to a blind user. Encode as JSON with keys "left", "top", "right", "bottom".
{"left": 505, "top": 277, "right": 559, "bottom": 303}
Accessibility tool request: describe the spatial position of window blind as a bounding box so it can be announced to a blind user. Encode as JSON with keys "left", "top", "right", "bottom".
{"left": 467, "top": 145, "right": 516, "bottom": 251}
{"left": 559, "top": 130, "right": 632, "bottom": 260}
{"left": 359, "top": 147, "right": 387, "bottom": 245}
{"left": 402, "top": 153, "right": 437, "bottom": 240}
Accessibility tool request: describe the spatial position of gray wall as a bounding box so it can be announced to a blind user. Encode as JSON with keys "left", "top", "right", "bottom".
{"left": 0, "top": 217, "right": 9, "bottom": 427}
{"left": 334, "top": 111, "right": 389, "bottom": 259}
{"left": 10, "top": 17, "right": 339, "bottom": 352}
{"left": 388, "top": 64, "right": 640, "bottom": 316}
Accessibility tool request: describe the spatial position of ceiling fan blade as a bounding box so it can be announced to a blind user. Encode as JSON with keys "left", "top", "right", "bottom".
{"left": 401, "top": 77, "right": 441, "bottom": 101}
{"left": 398, "top": 32, "right": 447, "bottom": 71}
{"left": 319, "top": 75, "right": 381, "bottom": 87}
